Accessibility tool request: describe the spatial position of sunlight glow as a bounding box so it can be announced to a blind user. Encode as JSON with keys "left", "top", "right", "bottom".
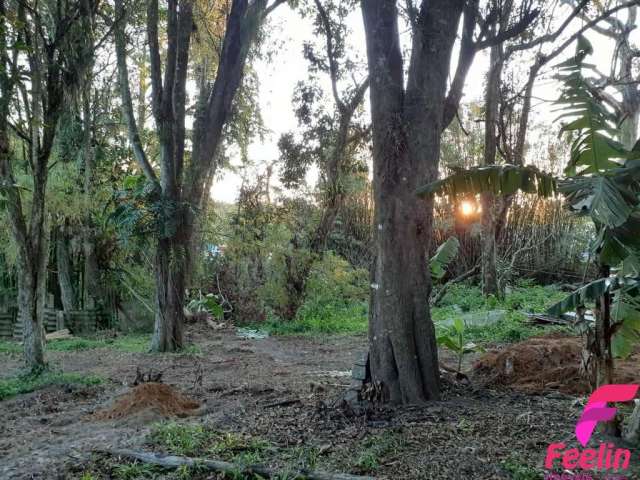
{"left": 460, "top": 201, "right": 475, "bottom": 217}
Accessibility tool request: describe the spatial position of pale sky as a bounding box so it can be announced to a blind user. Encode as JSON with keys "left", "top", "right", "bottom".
{"left": 210, "top": 3, "right": 632, "bottom": 203}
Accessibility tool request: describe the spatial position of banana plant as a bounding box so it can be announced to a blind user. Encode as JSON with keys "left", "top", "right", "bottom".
{"left": 437, "top": 318, "right": 484, "bottom": 376}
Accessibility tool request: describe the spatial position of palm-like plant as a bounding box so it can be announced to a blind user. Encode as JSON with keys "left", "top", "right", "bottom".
{"left": 418, "top": 36, "right": 640, "bottom": 387}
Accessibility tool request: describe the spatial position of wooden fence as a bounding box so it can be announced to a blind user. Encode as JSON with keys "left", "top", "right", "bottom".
{"left": 0, "top": 308, "right": 111, "bottom": 340}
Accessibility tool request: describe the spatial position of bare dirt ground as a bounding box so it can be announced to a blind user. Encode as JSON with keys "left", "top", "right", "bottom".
{"left": 1, "top": 326, "right": 638, "bottom": 479}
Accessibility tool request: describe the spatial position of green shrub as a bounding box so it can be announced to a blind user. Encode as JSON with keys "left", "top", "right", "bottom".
{"left": 265, "top": 252, "right": 369, "bottom": 335}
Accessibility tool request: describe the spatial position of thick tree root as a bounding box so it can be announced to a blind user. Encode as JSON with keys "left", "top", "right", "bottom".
{"left": 99, "top": 448, "right": 376, "bottom": 480}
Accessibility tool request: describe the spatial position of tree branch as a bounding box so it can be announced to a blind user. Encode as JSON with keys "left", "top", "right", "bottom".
{"left": 443, "top": 0, "right": 478, "bottom": 130}
{"left": 147, "top": 0, "right": 163, "bottom": 124}
{"left": 264, "top": 0, "right": 288, "bottom": 18}
{"left": 474, "top": 8, "right": 540, "bottom": 50}
{"left": 508, "top": 0, "right": 588, "bottom": 55}
{"left": 314, "top": 0, "right": 345, "bottom": 113}
{"left": 114, "top": 0, "right": 158, "bottom": 183}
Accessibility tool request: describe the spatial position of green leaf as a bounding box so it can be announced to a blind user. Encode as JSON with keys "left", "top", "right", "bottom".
{"left": 437, "top": 334, "right": 461, "bottom": 353}
{"left": 561, "top": 176, "right": 633, "bottom": 227}
{"left": 417, "top": 165, "right": 557, "bottom": 199}
{"left": 611, "top": 295, "right": 640, "bottom": 358}
{"left": 429, "top": 237, "right": 460, "bottom": 281}
{"left": 548, "top": 277, "right": 619, "bottom": 316}
{"left": 453, "top": 317, "right": 465, "bottom": 335}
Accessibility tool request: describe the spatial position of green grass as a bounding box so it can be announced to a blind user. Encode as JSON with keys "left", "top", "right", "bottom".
{"left": 0, "top": 334, "right": 202, "bottom": 355}
{"left": 0, "top": 369, "right": 103, "bottom": 401}
{"left": 432, "top": 281, "right": 569, "bottom": 344}
{"left": 263, "top": 301, "right": 368, "bottom": 336}
{"left": 112, "top": 462, "right": 160, "bottom": 480}
{"left": 501, "top": 457, "right": 540, "bottom": 480}
{"left": 262, "top": 280, "right": 568, "bottom": 342}
{"left": 149, "top": 422, "right": 271, "bottom": 462}
{"left": 353, "top": 431, "right": 405, "bottom": 473}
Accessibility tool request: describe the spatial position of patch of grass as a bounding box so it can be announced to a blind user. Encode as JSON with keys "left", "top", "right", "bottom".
{"left": 0, "top": 334, "right": 202, "bottom": 355}
{"left": 48, "top": 335, "right": 152, "bottom": 353}
{"left": 501, "top": 457, "right": 540, "bottom": 480}
{"left": 262, "top": 276, "right": 568, "bottom": 340}
{"left": 353, "top": 431, "right": 405, "bottom": 473}
{"left": 0, "top": 369, "right": 103, "bottom": 401}
{"left": 263, "top": 301, "right": 368, "bottom": 336}
{"left": 149, "top": 422, "right": 271, "bottom": 462}
{"left": 0, "top": 340, "right": 21, "bottom": 354}
{"left": 112, "top": 462, "right": 160, "bottom": 480}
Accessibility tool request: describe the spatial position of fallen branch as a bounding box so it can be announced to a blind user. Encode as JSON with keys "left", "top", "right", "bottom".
{"left": 262, "top": 398, "right": 302, "bottom": 409}
{"left": 46, "top": 329, "right": 73, "bottom": 341}
{"left": 99, "top": 449, "right": 375, "bottom": 480}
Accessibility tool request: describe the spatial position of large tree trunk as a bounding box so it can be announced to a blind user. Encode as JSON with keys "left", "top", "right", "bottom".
{"left": 17, "top": 218, "right": 50, "bottom": 370}
{"left": 151, "top": 225, "right": 188, "bottom": 352}
{"left": 369, "top": 175, "right": 440, "bottom": 403}
{"left": 362, "top": 0, "right": 465, "bottom": 403}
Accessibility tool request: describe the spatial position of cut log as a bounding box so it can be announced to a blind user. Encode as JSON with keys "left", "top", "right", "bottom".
{"left": 99, "top": 449, "right": 376, "bottom": 480}
{"left": 45, "top": 329, "right": 73, "bottom": 341}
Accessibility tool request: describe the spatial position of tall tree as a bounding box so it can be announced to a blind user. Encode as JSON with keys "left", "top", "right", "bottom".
{"left": 0, "top": 0, "right": 97, "bottom": 368}
{"left": 278, "top": 0, "right": 370, "bottom": 319}
{"left": 562, "top": 0, "right": 639, "bottom": 148}
{"left": 114, "top": 0, "right": 288, "bottom": 351}
{"left": 360, "top": 0, "right": 538, "bottom": 403}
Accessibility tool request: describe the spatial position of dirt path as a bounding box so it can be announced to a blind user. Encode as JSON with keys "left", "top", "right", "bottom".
{"left": 0, "top": 328, "right": 365, "bottom": 479}
{"left": 1, "top": 328, "right": 637, "bottom": 479}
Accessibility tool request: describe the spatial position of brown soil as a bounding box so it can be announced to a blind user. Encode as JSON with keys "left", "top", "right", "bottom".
{"left": 474, "top": 335, "right": 640, "bottom": 394}
{"left": 1, "top": 326, "right": 638, "bottom": 480}
{"left": 93, "top": 382, "right": 200, "bottom": 420}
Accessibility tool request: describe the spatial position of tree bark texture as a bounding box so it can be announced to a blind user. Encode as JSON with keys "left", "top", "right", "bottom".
{"left": 56, "top": 228, "right": 76, "bottom": 312}
{"left": 362, "top": 0, "right": 465, "bottom": 403}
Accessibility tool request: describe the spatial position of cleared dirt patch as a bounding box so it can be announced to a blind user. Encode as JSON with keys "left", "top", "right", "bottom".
{"left": 474, "top": 335, "right": 640, "bottom": 394}
{"left": 94, "top": 382, "right": 200, "bottom": 421}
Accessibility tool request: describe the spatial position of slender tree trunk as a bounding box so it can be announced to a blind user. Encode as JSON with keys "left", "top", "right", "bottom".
{"left": 82, "top": 90, "right": 102, "bottom": 310}
{"left": 56, "top": 228, "right": 76, "bottom": 312}
{"left": 618, "top": 5, "right": 639, "bottom": 149}
{"left": 480, "top": 16, "right": 508, "bottom": 297}
{"left": 480, "top": 193, "right": 499, "bottom": 296}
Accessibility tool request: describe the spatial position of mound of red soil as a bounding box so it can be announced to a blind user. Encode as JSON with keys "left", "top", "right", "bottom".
{"left": 473, "top": 335, "right": 640, "bottom": 395}
{"left": 94, "top": 383, "right": 200, "bottom": 420}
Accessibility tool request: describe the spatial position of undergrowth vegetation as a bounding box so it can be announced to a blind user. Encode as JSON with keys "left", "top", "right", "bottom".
{"left": 262, "top": 268, "right": 568, "bottom": 344}
{"left": 263, "top": 253, "right": 369, "bottom": 335}
{"left": 0, "top": 335, "right": 201, "bottom": 356}
{"left": 432, "top": 280, "right": 569, "bottom": 343}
